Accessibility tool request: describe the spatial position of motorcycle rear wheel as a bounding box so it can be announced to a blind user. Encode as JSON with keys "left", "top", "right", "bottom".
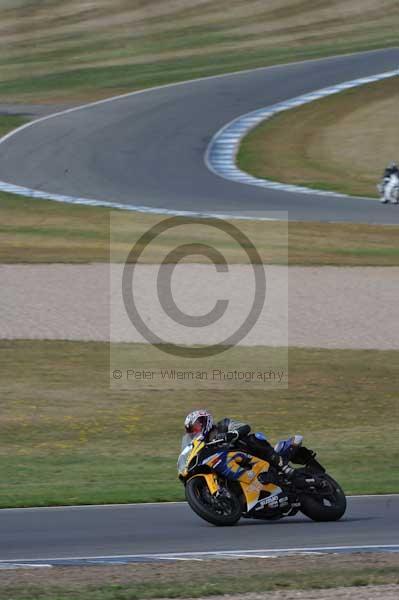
{"left": 185, "top": 476, "right": 241, "bottom": 526}
{"left": 300, "top": 474, "right": 346, "bottom": 522}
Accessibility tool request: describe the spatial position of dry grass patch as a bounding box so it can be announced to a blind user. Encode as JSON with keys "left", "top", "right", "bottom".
{"left": 1, "top": 192, "right": 399, "bottom": 265}
{"left": 238, "top": 76, "right": 399, "bottom": 198}
{"left": 1, "top": 554, "right": 399, "bottom": 600}
{"left": 0, "top": 1, "right": 398, "bottom": 102}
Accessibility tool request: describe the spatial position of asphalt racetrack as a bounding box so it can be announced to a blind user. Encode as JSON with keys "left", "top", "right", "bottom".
{"left": 1, "top": 51, "right": 399, "bottom": 566}
{"left": 1, "top": 48, "right": 399, "bottom": 223}
{"left": 0, "top": 496, "right": 398, "bottom": 564}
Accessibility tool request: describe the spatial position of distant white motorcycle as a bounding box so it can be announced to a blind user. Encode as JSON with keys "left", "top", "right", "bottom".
{"left": 379, "top": 173, "right": 399, "bottom": 204}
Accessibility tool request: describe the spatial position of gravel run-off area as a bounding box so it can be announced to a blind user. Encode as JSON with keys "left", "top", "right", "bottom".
{"left": 1, "top": 265, "right": 399, "bottom": 349}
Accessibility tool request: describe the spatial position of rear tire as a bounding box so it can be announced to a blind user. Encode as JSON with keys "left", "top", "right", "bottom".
{"left": 300, "top": 474, "right": 346, "bottom": 522}
{"left": 185, "top": 476, "right": 241, "bottom": 526}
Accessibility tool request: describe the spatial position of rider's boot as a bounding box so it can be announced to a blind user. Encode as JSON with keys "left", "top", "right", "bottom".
{"left": 257, "top": 468, "right": 279, "bottom": 485}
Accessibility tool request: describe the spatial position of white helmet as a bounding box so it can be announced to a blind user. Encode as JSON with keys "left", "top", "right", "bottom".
{"left": 184, "top": 409, "right": 214, "bottom": 436}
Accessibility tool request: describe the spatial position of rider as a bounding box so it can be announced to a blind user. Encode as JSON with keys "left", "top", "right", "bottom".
{"left": 383, "top": 162, "right": 399, "bottom": 179}
{"left": 380, "top": 161, "right": 399, "bottom": 203}
{"left": 184, "top": 409, "right": 303, "bottom": 483}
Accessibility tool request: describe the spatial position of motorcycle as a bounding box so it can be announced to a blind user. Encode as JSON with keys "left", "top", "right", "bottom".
{"left": 178, "top": 433, "right": 346, "bottom": 526}
{"left": 378, "top": 173, "right": 399, "bottom": 204}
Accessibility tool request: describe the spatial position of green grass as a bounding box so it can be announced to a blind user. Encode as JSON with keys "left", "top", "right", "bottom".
{"left": 0, "top": 114, "right": 27, "bottom": 136}
{"left": 1, "top": 188, "right": 399, "bottom": 265}
{"left": 1, "top": 1, "right": 399, "bottom": 103}
{"left": 1, "top": 113, "right": 398, "bottom": 266}
{"left": 0, "top": 40, "right": 395, "bottom": 102}
{"left": 0, "top": 340, "right": 398, "bottom": 507}
{"left": 1, "top": 558, "right": 399, "bottom": 600}
{"left": 2, "top": 572, "right": 398, "bottom": 600}
{"left": 237, "top": 76, "right": 399, "bottom": 198}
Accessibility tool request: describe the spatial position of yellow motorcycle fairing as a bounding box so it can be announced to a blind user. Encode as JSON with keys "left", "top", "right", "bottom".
{"left": 201, "top": 449, "right": 283, "bottom": 512}
{"left": 179, "top": 438, "right": 283, "bottom": 511}
{"left": 178, "top": 437, "right": 206, "bottom": 479}
{"left": 212, "top": 451, "right": 282, "bottom": 511}
{"left": 179, "top": 438, "right": 220, "bottom": 495}
{"left": 188, "top": 472, "right": 219, "bottom": 495}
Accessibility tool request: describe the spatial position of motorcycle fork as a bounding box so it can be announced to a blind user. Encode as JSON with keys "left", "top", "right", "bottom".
{"left": 198, "top": 473, "right": 219, "bottom": 495}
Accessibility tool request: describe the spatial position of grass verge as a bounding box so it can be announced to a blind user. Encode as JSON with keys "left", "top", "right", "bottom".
{"left": 1, "top": 1, "right": 399, "bottom": 103}
{"left": 238, "top": 77, "right": 399, "bottom": 198}
{"left": 0, "top": 555, "right": 398, "bottom": 599}
{"left": 0, "top": 340, "right": 398, "bottom": 507}
{"left": 0, "top": 114, "right": 27, "bottom": 136}
{"left": 1, "top": 93, "right": 399, "bottom": 267}
{"left": 1, "top": 191, "right": 399, "bottom": 265}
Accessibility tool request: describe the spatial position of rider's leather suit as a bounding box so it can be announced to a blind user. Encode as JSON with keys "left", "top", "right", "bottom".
{"left": 207, "top": 417, "right": 292, "bottom": 473}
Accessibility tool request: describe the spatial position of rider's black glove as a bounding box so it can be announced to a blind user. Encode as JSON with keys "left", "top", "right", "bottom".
{"left": 216, "top": 431, "right": 239, "bottom": 444}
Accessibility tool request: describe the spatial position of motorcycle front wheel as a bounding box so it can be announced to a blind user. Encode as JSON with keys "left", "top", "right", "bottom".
{"left": 300, "top": 473, "right": 347, "bottom": 522}
{"left": 185, "top": 476, "right": 241, "bottom": 526}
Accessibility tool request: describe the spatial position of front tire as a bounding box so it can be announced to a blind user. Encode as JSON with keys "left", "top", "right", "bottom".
{"left": 300, "top": 474, "right": 346, "bottom": 522}
{"left": 185, "top": 476, "right": 241, "bottom": 526}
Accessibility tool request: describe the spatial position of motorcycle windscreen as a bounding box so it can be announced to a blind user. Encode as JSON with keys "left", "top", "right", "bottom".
{"left": 177, "top": 433, "right": 202, "bottom": 474}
